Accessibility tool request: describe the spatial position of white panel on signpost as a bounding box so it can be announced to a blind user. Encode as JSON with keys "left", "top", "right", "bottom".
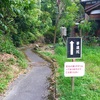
{"left": 64, "top": 62, "right": 85, "bottom": 77}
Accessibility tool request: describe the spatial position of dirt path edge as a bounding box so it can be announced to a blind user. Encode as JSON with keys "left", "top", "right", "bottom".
{"left": 32, "top": 49, "right": 58, "bottom": 100}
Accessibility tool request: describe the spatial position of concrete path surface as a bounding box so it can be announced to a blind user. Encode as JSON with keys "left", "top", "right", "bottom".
{"left": 3, "top": 49, "right": 52, "bottom": 100}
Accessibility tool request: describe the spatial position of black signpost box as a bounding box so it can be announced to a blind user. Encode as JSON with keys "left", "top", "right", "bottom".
{"left": 67, "top": 37, "right": 82, "bottom": 58}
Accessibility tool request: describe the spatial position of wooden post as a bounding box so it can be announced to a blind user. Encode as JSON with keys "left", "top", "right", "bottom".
{"left": 71, "top": 77, "right": 74, "bottom": 92}
{"left": 71, "top": 58, "right": 76, "bottom": 92}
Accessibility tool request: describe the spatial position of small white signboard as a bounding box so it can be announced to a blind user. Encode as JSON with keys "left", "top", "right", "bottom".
{"left": 64, "top": 62, "right": 85, "bottom": 77}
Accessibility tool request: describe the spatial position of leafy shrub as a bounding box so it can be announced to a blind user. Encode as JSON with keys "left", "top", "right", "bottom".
{"left": 44, "top": 28, "right": 54, "bottom": 43}
{"left": 0, "top": 34, "right": 27, "bottom": 68}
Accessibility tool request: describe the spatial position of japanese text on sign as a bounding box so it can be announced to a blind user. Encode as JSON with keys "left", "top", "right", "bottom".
{"left": 67, "top": 37, "right": 82, "bottom": 58}
{"left": 64, "top": 62, "right": 85, "bottom": 77}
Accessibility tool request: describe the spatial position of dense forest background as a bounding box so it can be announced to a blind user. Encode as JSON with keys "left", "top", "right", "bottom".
{"left": 0, "top": 0, "right": 84, "bottom": 47}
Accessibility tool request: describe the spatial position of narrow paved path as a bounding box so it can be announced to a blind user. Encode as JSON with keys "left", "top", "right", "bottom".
{"left": 3, "top": 49, "right": 52, "bottom": 100}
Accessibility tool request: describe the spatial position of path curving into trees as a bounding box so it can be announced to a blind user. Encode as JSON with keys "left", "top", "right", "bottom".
{"left": 3, "top": 48, "right": 52, "bottom": 100}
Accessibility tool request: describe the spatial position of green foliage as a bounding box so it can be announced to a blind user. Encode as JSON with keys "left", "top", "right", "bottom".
{"left": 82, "top": 45, "right": 100, "bottom": 65}
{"left": 0, "top": 78, "right": 10, "bottom": 93}
{"left": 44, "top": 27, "right": 55, "bottom": 43}
{"left": 0, "top": 0, "right": 84, "bottom": 45}
{"left": 0, "top": 0, "right": 44, "bottom": 46}
{"left": 55, "top": 46, "right": 66, "bottom": 56}
{"left": 79, "top": 20, "right": 98, "bottom": 37}
{"left": 55, "top": 1, "right": 81, "bottom": 38}
{"left": 53, "top": 45, "right": 100, "bottom": 100}
{"left": 89, "top": 21, "right": 98, "bottom": 36}
{"left": 0, "top": 34, "right": 27, "bottom": 67}
{"left": 17, "top": 57, "right": 27, "bottom": 69}
{"left": 79, "top": 21, "right": 92, "bottom": 34}
{"left": 79, "top": 20, "right": 98, "bottom": 46}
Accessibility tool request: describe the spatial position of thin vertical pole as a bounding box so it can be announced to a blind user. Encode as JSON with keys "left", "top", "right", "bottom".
{"left": 71, "top": 77, "right": 74, "bottom": 92}
{"left": 71, "top": 59, "right": 75, "bottom": 92}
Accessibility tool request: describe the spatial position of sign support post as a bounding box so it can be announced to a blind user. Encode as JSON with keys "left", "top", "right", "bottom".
{"left": 71, "top": 58, "right": 75, "bottom": 92}
{"left": 71, "top": 77, "right": 74, "bottom": 92}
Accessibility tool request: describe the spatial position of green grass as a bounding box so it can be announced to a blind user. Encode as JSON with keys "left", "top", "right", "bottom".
{"left": 53, "top": 45, "right": 100, "bottom": 100}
